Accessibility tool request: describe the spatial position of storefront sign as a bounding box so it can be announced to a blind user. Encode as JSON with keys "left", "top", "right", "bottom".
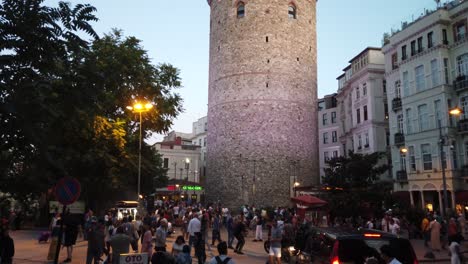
{"left": 182, "top": 185, "right": 203, "bottom": 191}
{"left": 120, "top": 253, "right": 148, "bottom": 264}
{"left": 49, "top": 201, "right": 85, "bottom": 214}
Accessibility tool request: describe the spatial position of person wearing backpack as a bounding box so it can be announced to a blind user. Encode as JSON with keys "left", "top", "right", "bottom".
{"left": 208, "top": 241, "right": 235, "bottom": 264}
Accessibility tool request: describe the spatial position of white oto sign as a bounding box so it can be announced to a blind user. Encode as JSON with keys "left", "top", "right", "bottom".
{"left": 120, "top": 253, "right": 148, "bottom": 264}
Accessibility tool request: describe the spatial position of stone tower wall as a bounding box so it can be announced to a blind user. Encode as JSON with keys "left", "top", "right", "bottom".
{"left": 206, "top": 0, "right": 319, "bottom": 209}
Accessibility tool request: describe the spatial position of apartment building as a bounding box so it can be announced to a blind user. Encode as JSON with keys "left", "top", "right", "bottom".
{"left": 383, "top": 0, "right": 468, "bottom": 213}
{"left": 336, "top": 47, "right": 390, "bottom": 178}
{"left": 318, "top": 94, "right": 341, "bottom": 180}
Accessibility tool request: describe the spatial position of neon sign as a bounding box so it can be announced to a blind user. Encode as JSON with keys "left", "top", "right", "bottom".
{"left": 182, "top": 185, "right": 203, "bottom": 191}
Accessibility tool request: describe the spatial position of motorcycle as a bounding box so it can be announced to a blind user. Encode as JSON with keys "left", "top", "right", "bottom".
{"left": 263, "top": 240, "right": 311, "bottom": 264}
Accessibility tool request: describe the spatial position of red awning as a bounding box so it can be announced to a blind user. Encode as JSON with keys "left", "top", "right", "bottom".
{"left": 291, "top": 195, "right": 327, "bottom": 208}
{"left": 456, "top": 191, "right": 468, "bottom": 203}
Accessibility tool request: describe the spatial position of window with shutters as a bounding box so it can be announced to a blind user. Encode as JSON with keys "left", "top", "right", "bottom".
{"left": 323, "top": 132, "right": 328, "bottom": 144}
{"left": 405, "top": 108, "right": 413, "bottom": 134}
{"left": 397, "top": 114, "right": 404, "bottom": 133}
{"left": 418, "top": 104, "right": 429, "bottom": 131}
{"left": 431, "top": 59, "right": 440, "bottom": 87}
{"left": 457, "top": 53, "right": 468, "bottom": 77}
{"left": 409, "top": 146, "right": 416, "bottom": 171}
{"left": 421, "top": 144, "right": 432, "bottom": 170}
{"left": 415, "top": 65, "right": 425, "bottom": 92}
{"left": 403, "top": 71, "right": 410, "bottom": 96}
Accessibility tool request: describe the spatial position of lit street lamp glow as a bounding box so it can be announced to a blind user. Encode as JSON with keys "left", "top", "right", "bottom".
{"left": 126, "top": 100, "right": 154, "bottom": 200}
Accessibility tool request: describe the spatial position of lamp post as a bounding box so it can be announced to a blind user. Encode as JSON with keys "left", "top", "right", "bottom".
{"left": 185, "top": 158, "right": 190, "bottom": 182}
{"left": 126, "top": 101, "right": 153, "bottom": 200}
{"left": 172, "top": 161, "right": 177, "bottom": 180}
{"left": 294, "top": 182, "right": 300, "bottom": 197}
{"left": 439, "top": 107, "right": 462, "bottom": 220}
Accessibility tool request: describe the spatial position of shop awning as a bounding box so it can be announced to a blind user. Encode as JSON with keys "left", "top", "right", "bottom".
{"left": 291, "top": 195, "right": 327, "bottom": 208}
{"left": 456, "top": 191, "right": 468, "bottom": 203}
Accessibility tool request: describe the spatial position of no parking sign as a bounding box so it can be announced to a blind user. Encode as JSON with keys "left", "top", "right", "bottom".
{"left": 120, "top": 253, "right": 148, "bottom": 264}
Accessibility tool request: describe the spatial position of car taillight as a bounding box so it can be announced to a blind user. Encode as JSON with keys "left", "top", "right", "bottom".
{"left": 330, "top": 240, "right": 340, "bottom": 264}
{"left": 331, "top": 256, "right": 340, "bottom": 264}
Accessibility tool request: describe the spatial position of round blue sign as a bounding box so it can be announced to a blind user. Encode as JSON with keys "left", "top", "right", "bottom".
{"left": 55, "top": 177, "right": 81, "bottom": 205}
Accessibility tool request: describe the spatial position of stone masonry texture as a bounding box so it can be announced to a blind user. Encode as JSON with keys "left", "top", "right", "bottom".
{"left": 206, "top": 0, "right": 319, "bottom": 209}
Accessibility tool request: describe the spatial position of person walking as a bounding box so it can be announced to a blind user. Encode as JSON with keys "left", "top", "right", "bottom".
{"left": 141, "top": 224, "right": 153, "bottom": 262}
{"left": 175, "top": 245, "right": 192, "bottom": 264}
{"left": 155, "top": 218, "right": 169, "bottom": 251}
{"left": 211, "top": 213, "right": 222, "bottom": 246}
{"left": 430, "top": 218, "right": 442, "bottom": 251}
{"left": 194, "top": 232, "right": 206, "bottom": 264}
{"left": 86, "top": 217, "right": 105, "bottom": 264}
{"left": 208, "top": 241, "right": 235, "bottom": 264}
{"left": 421, "top": 214, "right": 430, "bottom": 247}
{"left": 449, "top": 234, "right": 463, "bottom": 264}
{"left": 233, "top": 215, "right": 247, "bottom": 255}
{"left": 187, "top": 212, "right": 201, "bottom": 253}
{"left": 253, "top": 212, "right": 264, "bottom": 242}
{"left": 62, "top": 210, "right": 79, "bottom": 263}
{"left": 0, "top": 228, "right": 14, "bottom": 264}
{"left": 110, "top": 226, "right": 132, "bottom": 264}
{"left": 268, "top": 219, "right": 283, "bottom": 264}
{"left": 226, "top": 212, "right": 235, "bottom": 249}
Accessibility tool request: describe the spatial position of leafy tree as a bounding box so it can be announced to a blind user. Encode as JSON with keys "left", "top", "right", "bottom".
{"left": 0, "top": 0, "right": 180, "bottom": 214}
{"left": 322, "top": 151, "right": 390, "bottom": 218}
{"left": 322, "top": 151, "right": 389, "bottom": 189}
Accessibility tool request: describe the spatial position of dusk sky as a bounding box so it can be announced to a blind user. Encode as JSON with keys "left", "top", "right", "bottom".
{"left": 46, "top": 0, "right": 441, "bottom": 141}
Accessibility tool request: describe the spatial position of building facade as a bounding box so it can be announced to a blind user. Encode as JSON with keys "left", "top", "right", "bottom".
{"left": 336, "top": 48, "right": 390, "bottom": 179}
{"left": 318, "top": 94, "right": 341, "bottom": 180}
{"left": 154, "top": 132, "right": 201, "bottom": 182}
{"left": 383, "top": 0, "right": 468, "bottom": 213}
{"left": 206, "top": 0, "right": 319, "bottom": 208}
{"left": 191, "top": 116, "right": 208, "bottom": 182}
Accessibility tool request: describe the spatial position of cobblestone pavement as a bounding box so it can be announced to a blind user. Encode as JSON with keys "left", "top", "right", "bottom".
{"left": 11, "top": 227, "right": 463, "bottom": 264}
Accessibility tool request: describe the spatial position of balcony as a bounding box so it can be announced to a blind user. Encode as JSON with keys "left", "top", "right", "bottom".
{"left": 396, "top": 170, "right": 408, "bottom": 182}
{"left": 394, "top": 133, "right": 405, "bottom": 147}
{"left": 458, "top": 119, "right": 468, "bottom": 133}
{"left": 392, "top": 97, "right": 402, "bottom": 112}
{"left": 454, "top": 76, "right": 468, "bottom": 92}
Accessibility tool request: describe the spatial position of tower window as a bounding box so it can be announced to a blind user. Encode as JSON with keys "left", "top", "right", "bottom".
{"left": 237, "top": 2, "right": 245, "bottom": 18}
{"left": 266, "top": 36, "right": 269, "bottom": 42}
{"left": 288, "top": 5, "right": 296, "bottom": 19}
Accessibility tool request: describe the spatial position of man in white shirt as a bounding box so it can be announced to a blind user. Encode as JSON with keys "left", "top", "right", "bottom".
{"left": 187, "top": 212, "right": 201, "bottom": 253}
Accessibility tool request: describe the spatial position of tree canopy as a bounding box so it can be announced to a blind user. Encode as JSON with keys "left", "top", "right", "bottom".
{"left": 322, "top": 151, "right": 391, "bottom": 218}
{"left": 0, "top": 0, "right": 182, "bottom": 209}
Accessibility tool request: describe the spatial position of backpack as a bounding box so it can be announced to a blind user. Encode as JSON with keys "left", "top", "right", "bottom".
{"left": 215, "top": 256, "right": 231, "bottom": 264}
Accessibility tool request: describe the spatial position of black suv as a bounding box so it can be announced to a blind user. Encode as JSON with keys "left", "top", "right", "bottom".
{"left": 296, "top": 226, "right": 418, "bottom": 264}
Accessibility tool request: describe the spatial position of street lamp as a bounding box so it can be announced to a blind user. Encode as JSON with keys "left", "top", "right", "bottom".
{"left": 126, "top": 101, "right": 153, "bottom": 200}
{"left": 185, "top": 158, "right": 190, "bottom": 182}
{"left": 294, "top": 182, "right": 300, "bottom": 197}
{"left": 440, "top": 107, "right": 462, "bottom": 220}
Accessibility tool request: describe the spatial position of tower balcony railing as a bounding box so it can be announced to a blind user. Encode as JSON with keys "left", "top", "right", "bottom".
{"left": 458, "top": 119, "right": 468, "bottom": 133}
{"left": 454, "top": 75, "right": 468, "bottom": 93}
{"left": 396, "top": 170, "right": 408, "bottom": 182}
{"left": 394, "top": 132, "right": 405, "bottom": 147}
{"left": 392, "top": 97, "right": 402, "bottom": 112}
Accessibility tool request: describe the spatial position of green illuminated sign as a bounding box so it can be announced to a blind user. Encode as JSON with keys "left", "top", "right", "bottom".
{"left": 182, "top": 185, "right": 203, "bottom": 191}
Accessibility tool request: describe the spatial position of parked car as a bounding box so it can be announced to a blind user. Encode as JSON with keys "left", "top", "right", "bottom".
{"left": 299, "top": 226, "right": 418, "bottom": 264}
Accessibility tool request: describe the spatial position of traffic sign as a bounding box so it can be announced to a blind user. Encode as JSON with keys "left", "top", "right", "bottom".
{"left": 54, "top": 177, "right": 81, "bottom": 205}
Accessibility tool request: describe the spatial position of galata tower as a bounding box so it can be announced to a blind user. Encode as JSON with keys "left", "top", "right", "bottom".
{"left": 206, "top": 0, "right": 318, "bottom": 208}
